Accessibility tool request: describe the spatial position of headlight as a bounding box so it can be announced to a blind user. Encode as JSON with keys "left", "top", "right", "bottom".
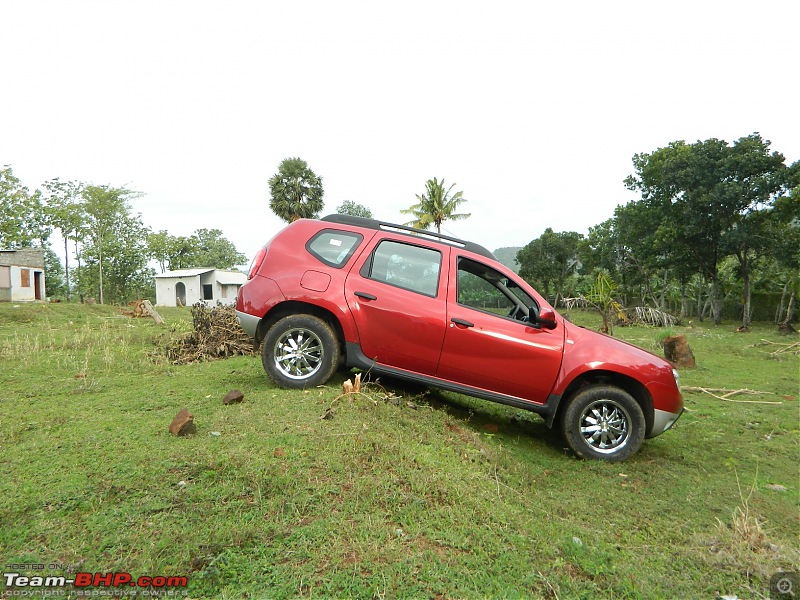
{"left": 672, "top": 368, "right": 681, "bottom": 390}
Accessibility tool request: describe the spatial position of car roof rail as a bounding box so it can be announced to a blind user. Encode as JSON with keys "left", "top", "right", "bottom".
{"left": 321, "top": 214, "right": 496, "bottom": 260}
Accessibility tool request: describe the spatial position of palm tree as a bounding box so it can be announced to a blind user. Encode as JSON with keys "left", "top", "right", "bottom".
{"left": 268, "top": 158, "right": 324, "bottom": 223}
{"left": 401, "top": 177, "right": 470, "bottom": 234}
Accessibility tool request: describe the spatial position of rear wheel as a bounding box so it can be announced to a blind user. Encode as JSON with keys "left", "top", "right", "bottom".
{"left": 561, "top": 385, "right": 645, "bottom": 462}
{"left": 262, "top": 314, "right": 340, "bottom": 389}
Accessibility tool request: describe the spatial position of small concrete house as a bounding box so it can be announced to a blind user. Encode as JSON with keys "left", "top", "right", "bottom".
{"left": 154, "top": 268, "right": 246, "bottom": 307}
{"left": 0, "top": 249, "right": 46, "bottom": 302}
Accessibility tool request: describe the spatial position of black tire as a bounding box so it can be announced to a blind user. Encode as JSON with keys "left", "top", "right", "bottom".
{"left": 561, "top": 385, "right": 645, "bottom": 462}
{"left": 261, "top": 314, "right": 340, "bottom": 389}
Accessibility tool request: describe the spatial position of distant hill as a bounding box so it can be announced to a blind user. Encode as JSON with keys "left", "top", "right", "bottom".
{"left": 492, "top": 246, "right": 522, "bottom": 273}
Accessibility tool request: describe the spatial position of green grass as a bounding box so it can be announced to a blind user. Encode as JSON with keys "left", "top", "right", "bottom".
{"left": 0, "top": 303, "right": 798, "bottom": 599}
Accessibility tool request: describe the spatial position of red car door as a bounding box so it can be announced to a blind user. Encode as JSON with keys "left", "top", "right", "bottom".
{"left": 436, "top": 255, "right": 564, "bottom": 404}
{"left": 344, "top": 237, "right": 449, "bottom": 376}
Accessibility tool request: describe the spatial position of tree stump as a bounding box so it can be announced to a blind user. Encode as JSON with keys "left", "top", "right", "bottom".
{"left": 777, "top": 321, "right": 797, "bottom": 335}
{"left": 662, "top": 335, "right": 696, "bottom": 368}
{"left": 142, "top": 299, "right": 165, "bottom": 324}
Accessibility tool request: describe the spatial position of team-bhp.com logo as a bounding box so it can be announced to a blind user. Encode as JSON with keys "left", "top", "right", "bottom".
{"left": 3, "top": 572, "right": 188, "bottom": 594}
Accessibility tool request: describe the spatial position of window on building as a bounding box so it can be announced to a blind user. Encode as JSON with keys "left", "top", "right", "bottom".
{"left": 20, "top": 269, "right": 30, "bottom": 288}
{"left": 202, "top": 284, "right": 213, "bottom": 300}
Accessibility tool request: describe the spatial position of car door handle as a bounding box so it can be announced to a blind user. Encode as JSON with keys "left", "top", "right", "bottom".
{"left": 451, "top": 318, "right": 474, "bottom": 328}
{"left": 354, "top": 291, "right": 377, "bottom": 301}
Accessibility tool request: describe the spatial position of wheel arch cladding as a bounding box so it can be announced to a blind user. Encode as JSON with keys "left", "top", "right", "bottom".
{"left": 257, "top": 300, "right": 347, "bottom": 353}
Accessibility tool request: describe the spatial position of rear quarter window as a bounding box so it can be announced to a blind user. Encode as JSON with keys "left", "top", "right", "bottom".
{"left": 306, "top": 230, "right": 363, "bottom": 268}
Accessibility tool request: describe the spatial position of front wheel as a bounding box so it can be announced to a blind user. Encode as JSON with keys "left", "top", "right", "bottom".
{"left": 561, "top": 385, "right": 645, "bottom": 462}
{"left": 262, "top": 315, "right": 340, "bottom": 389}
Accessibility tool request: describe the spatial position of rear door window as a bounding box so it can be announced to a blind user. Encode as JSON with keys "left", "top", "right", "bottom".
{"left": 306, "top": 230, "right": 363, "bottom": 268}
{"left": 362, "top": 240, "right": 441, "bottom": 297}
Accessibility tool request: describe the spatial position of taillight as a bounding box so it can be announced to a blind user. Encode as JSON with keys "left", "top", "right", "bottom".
{"left": 247, "top": 246, "right": 267, "bottom": 280}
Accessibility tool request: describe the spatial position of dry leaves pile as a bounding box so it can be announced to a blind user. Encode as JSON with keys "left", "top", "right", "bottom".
{"left": 164, "top": 303, "right": 256, "bottom": 364}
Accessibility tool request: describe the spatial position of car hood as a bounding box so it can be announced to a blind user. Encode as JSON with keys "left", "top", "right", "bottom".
{"left": 561, "top": 321, "right": 673, "bottom": 378}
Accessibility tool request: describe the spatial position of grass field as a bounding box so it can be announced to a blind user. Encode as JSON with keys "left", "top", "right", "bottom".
{"left": 0, "top": 303, "right": 798, "bottom": 599}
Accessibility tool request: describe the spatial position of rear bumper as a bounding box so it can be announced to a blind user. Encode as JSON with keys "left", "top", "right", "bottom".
{"left": 235, "top": 276, "right": 286, "bottom": 340}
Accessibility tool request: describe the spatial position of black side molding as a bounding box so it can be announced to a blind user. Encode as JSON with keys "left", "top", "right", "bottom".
{"left": 344, "top": 341, "right": 562, "bottom": 426}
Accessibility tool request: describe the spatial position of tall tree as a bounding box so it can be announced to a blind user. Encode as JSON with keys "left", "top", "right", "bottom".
{"left": 771, "top": 181, "right": 800, "bottom": 324}
{"left": 401, "top": 177, "right": 470, "bottom": 233}
{"left": 579, "top": 218, "right": 619, "bottom": 277}
{"left": 516, "top": 228, "right": 584, "bottom": 306}
{"left": 723, "top": 208, "right": 771, "bottom": 327}
{"left": 720, "top": 136, "right": 790, "bottom": 327}
{"left": 336, "top": 200, "right": 373, "bottom": 219}
{"left": 42, "top": 246, "right": 66, "bottom": 298}
{"left": 75, "top": 211, "right": 154, "bottom": 304}
{"left": 148, "top": 229, "right": 246, "bottom": 271}
{"left": 268, "top": 158, "right": 324, "bottom": 223}
{"left": 613, "top": 200, "right": 692, "bottom": 311}
{"left": 166, "top": 236, "right": 194, "bottom": 270}
{"left": 147, "top": 230, "right": 172, "bottom": 273}
{"left": 0, "top": 165, "right": 50, "bottom": 248}
{"left": 189, "top": 228, "right": 247, "bottom": 268}
{"left": 42, "top": 178, "right": 85, "bottom": 300}
{"left": 81, "top": 185, "right": 142, "bottom": 304}
{"left": 624, "top": 134, "right": 788, "bottom": 324}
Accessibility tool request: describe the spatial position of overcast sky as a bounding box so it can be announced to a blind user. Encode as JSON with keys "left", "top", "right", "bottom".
{"left": 2, "top": 0, "right": 799, "bottom": 265}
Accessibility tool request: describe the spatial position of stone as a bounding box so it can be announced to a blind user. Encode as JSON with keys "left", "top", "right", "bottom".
{"left": 662, "top": 335, "right": 696, "bottom": 368}
{"left": 223, "top": 389, "right": 245, "bottom": 405}
{"left": 169, "top": 408, "right": 196, "bottom": 436}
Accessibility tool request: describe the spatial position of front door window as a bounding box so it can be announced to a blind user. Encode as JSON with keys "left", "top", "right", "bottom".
{"left": 456, "top": 258, "right": 537, "bottom": 321}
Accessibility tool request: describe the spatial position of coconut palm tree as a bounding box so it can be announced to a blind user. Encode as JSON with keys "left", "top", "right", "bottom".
{"left": 401, "top": 177, "right": 470, "bottom": 234}
{"left": 268, "top": 158, "right": 324, "bottom": 223}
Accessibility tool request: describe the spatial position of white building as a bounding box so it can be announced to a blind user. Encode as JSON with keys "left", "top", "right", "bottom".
{"left": 154, "top": 268, "right": 246, "bottom": 307}
{"left": 0, "top": 249, "right": 46, "bottom": 302}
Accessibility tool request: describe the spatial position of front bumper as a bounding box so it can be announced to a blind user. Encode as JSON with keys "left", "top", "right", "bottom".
{"left": 650, "top": 407, "right": 684, "bottom": 438}
{"left": 235, "top": 310, "right": 261, "bottom": 339}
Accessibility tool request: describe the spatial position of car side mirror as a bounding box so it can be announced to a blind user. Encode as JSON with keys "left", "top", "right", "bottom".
{"left": 530, "top": 306, "right": 557, "bottom": 330}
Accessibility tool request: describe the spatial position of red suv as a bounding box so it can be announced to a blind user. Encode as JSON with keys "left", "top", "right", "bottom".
{"left": 236, "top": 215, "right": 683, "bottom": 461}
